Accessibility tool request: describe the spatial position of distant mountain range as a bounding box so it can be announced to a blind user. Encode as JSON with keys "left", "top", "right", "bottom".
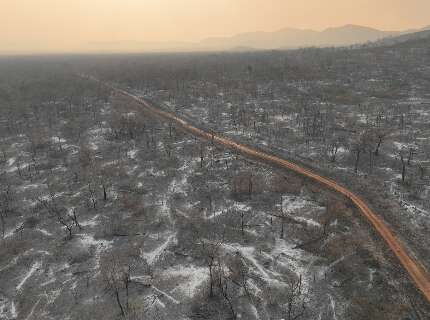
{"left": 87, "top": 24, "right": 430, "bottom": 53}
{"left": 198, "top": 24, "right": 430, "bottom": 50}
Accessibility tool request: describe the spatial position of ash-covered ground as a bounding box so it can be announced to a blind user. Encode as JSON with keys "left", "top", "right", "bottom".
{"left": 1, "top": 35, "right": 430, "bottom": 320}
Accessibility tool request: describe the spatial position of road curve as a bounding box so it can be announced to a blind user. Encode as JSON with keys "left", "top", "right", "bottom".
{"left": 94, "top": 77, "right": 430, "bottom": 303}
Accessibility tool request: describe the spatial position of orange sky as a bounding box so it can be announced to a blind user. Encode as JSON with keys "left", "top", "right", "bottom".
{"left": 1, "top": 0, "right": 429, "bottom": 53}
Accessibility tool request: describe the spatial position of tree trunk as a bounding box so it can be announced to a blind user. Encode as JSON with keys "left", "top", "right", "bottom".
{"left": 67, "top": 227, "right": 73, "bottom": 240}
{"left": 280, "top": 218, "right": 284, "bottom": 239}
{"left": 331, "top": 145, "right": 338, "bottom": 162}
{"left": 209, "top": 263, "right": 214, "bottom": 297}
{"left": 374, "top": 138, "right": 382, "bottom": 156}
{"left": 0, "top": 213, "right": 5, "bottom": 238}
{"left": 241, "top": 212, "right": 244, "bottom": 237}
{"left": 115, "top": 290, "right": 126, "bottom": 317}
{"left": 354, "top": 150, "right": 361, "bottom": 174}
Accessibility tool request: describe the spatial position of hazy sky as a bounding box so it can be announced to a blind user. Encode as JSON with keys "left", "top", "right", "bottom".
{"left": 2, "top": 0, "right": 430, "bottom": 53}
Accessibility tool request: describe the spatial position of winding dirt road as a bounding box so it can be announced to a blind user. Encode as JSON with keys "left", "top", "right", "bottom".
{"left": 96, "top": 78, "right": 430, "bottom": 303}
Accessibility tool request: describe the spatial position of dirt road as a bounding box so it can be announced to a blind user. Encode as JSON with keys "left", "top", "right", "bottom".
{"left": 96, "top": 78, "right": 430, "bottom": 303}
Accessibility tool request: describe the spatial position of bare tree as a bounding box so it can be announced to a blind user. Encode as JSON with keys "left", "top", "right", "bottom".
{"left": 200, "top": 239, "right": 222, "bottom": 298}
{"left": 349, "top": 133, "right": 370, "bottom": 174}
{"left": 57, "top": 214, "right": 75, "bottom": 240}
{"left": 399, "top": 147, "right": 416, "bottom": 183}
{"left": 101, "top": 247, "right": 140, "bottom": 318}
{"left": 214, "top": 254, "right": 237, "bottom": 319}
{"left": 372, "top": 128, "right": 391, "bottom": 156}
{"left": 283, "top": 275, "right": 308, "bottom": 320}
{"left": 326, "top": 134, "right": 346, "bottom": 163}
{"left": 227, "top": 251, "right": 251, "bottom": 298}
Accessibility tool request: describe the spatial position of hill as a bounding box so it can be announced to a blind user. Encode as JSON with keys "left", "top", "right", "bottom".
{"left": 199, "top": 25, "right": 401, "bottom": 50}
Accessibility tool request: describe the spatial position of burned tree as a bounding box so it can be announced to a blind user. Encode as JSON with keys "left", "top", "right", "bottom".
{"left": 200, "top": 240, "right": 222, "bottom": 298}
{"left": 283, "top": 275, "right": 309, "bottom": 320}
{"left": 100, "top": 247, "right": 141, "bottom": 318}
{"left": 398, "top": 146, "right": 417, "bottom": 183}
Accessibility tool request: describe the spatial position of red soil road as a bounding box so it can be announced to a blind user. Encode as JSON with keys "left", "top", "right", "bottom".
{"left": 100, "top": 79, "right": 430, "bottom": 303}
